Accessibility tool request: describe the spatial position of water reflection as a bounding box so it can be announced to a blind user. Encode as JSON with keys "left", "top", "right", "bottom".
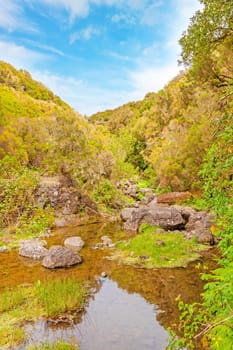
{"left": 0, "top": 222, "right": 217, "bottom": 349}
{"left": 22, "top": 278, "right": 169, "bottom": 350}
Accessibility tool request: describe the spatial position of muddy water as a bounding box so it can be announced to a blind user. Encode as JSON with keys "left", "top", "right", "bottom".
{"left": 0, "top": 222, "right": 217, "bottom": 350}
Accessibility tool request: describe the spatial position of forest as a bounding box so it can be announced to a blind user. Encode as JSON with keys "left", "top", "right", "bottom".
{"left": 0, "top": 0, "right": 233, "bottom": 349}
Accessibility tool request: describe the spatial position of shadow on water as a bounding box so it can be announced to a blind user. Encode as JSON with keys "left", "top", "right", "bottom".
{"left": 0, "top": 222, "right": 218, "bottom": 350}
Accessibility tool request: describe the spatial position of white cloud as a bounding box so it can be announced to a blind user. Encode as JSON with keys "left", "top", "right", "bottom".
{"left": 36, "top": 0, "right": 149, "bottom": 24}
{"left": 38, "top": 0, "right": 90, "bottom": 23}
{"left": 141, "top": 1, "right": 163, "bottom": 26}
{"left": 32, "top": 70, "right": 133, "bottom": 115}
{"left": 70, "top": 26, "right": 100, "bottom": 44}
{"left": 129, "top": 63, "right": 180, "bottom": 97}
{"left": 23, "top": 39, "right": 64, "bottom": 56}
{"left": 0, "top": 0, "right": 36, "bottom": 32}
{"left": 111, "top": 13, "right": 136, "bottom": 25}
{"left": 0, "top": 41, "right": 49, "bottom": 70}
{"left": 106, "top": 51, "right": 133, "bottom": 62}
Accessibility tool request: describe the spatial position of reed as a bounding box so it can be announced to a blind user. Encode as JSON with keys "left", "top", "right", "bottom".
{"left": 35, "top": 278, "right": 86, "bottom": 317}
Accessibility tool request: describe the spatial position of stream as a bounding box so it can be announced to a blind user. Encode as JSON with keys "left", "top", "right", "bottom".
{"left": 0, "top": 221, "right": 217, "bottom": 350}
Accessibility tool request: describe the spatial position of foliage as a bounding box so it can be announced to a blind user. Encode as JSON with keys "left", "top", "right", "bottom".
{"left": 92, "top": 180, "right": 117, "bottom": 206}
{"left": 179, "top": 0, "right": 233, "bottom": 85}
{"left": 0, "top": 61, "right": 142, "bottom": 236}
{"left": 90, "top": 72, "right": 220, "bottom": 191}
{"left": 168, "top": 110, "right": 233, "bottom": 349}
{"left": 0, "top": 158, "right": 54, "bottom": 247}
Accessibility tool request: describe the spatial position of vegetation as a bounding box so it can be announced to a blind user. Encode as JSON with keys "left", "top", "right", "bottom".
{"left": 0, "top": 278, "right": 86, "bottom": 349}
{"left": 26, "top": 340, "right": 79, "bottom": 350}
{"left": 111, "top": 224, "right": 209, "bottom": 269}
{"left": 166, "top": 1, "right": 233, "bottom": 349}
{"left": 0, "top": 61, "right": 139, "bottom": 247}
{"left": 35, "top": 278, "right": 86, "bottom": 317}
{"left": 0, "top": 0, "right": 233, "bottom": 347}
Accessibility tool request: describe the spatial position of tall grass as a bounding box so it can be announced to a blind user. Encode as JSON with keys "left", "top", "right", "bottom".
{"left": 35, "top": 278, "right": 86, "bottom": 317}
{"left": 0, "top": 287, "right": 27, "bottom": 312}
{"left": 0, "top": 278, "right": 86, "bottom": 349}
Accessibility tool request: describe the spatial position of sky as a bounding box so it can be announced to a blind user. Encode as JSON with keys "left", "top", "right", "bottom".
{"left": 0, "top": 0, "right": 201, "bottom": 115}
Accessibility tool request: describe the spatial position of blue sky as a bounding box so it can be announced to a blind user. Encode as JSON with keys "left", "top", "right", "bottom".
{"left": 0, "top": 0, "right": 200, "bottom": 115}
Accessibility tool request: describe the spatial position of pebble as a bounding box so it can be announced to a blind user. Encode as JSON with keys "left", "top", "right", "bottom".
{"left": 101, "top": 271, "right": 108, "bottom": 278}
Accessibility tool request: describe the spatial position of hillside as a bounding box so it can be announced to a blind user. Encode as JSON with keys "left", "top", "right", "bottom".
{"left": 0, "top": 0, "right": 233, "bottom": 347}
{"left": 90, "top": 72, "right": 225, "bottom": 192}
{"left": 0, "top": 61, "right": 140, "bottom": 245}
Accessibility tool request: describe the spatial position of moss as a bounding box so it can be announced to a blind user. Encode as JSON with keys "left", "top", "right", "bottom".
{"left": 111, "top": 224, "right": 209, "bottom": 268}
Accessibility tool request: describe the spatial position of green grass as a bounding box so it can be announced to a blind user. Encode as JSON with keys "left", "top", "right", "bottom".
{"left": 112, "top": 224, "right": 209, "bottom": 268}
{"left": 26, "top": 340, "right": 79, "bottom": 350}
{"left": 35, "top": 278, "right": 86, "bottom": 317}
{"left": 0, "top": 278, "right": 86, "bottom": 349}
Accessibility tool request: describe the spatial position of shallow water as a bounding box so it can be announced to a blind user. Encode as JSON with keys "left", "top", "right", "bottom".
{"left": 21, "top": 278, "right": 169, "bottom": 350}
{"left": 0, "top": 221, "right": 217, "bottom": 349}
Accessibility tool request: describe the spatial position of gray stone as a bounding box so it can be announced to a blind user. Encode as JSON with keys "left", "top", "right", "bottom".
{"left": 101, "top": 235, "right": 113, "bottom": 247}
{"left": 55, "top": 217, "right": 66, "bottom": 227}
{"left": 64, "top": 236, "right": 84, "bottom": 251}
{"left": 19, "top": 240, "right": 48, "bottom": 260}
{"left": 121, "top": 205, "right": 185, "bottom": 232}
{"left": 42, "top": 245, "right": 82, "bottom": 269}
{"left": 184, "top": 210, "right": 216, "bottom": 244}
{"left": 35, "top": 175, "right": 98, "bottom": 216}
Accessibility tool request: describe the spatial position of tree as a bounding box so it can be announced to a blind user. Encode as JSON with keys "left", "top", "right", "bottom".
{"left": 179, "top": 0, "right": 233, "bottom": 84}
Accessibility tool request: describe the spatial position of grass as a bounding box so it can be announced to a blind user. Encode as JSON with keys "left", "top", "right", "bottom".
{"left": 0, "top": 278, "right": 86, "bottom": 349}
{"left": 26, "top": 340, "right": 79, "bottom": 350}
{"left": 35, "top": 278, "right": 86, "bottom": 317}
{"left": 111, "top": 224, "right": 210, "bottom": 268}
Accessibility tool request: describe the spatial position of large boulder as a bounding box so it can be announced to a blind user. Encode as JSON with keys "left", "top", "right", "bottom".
{"left": 64, "top": 236, "right": 84, "bottom": 251}
{"left": 35, "top": 175, "right": 98, "bottom": 217}
{"left": 184, "top": 210, "right": 216, "bottom": 244}
{"left": 19, "top": 240, "right": 48, "bottom": 259}
{"left": 121, "top": 203, "right": 216, "bottom": 245}
{"left": 121, "top": 205, "right": 185, "bottom": 232}
{"left": 157, "top": 192, "right": 192, "bottom": 204}
{"left": 42, "top": 245, "right": 82, "bottom": 269}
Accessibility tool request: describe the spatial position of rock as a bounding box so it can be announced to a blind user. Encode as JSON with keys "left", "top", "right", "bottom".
{"left": 55, "top": 217, "right": 67, "bottom": 227}
{"left": 139, "top": 255, "right": 149, "bottom": 260}
{"left": 156, "top": 228, "right": 166, "bottom": 234}
{"left": 101, "top": 236, "right": 113, "bottom": 247}
{"left": 169, "top": 205, "right": 216, "bottom": 244}
{"left": 125, "top": 184, "right": 138, "bottom": 198}
{"left": 42, "top": 245, "right": 82, "bottom": 269}
{"left": 139, "top": 188, "right": 155, "bottom": 195}
{"left": 157, "top": 192, "right": 192, "bottom": 204}
{"left": 121, "top": 208, "right": 135, "bottom": 222}
{"left": 173, "top": 205, "right": 196, "bottom": 221}
{"left": 140, "top": 194, "right": 157, "bottom": 206}
{"left": 35, "top": 175, "right": 98, "bottom": 217}
{"left": 19, "top": 240, "right": 48, "bottom": 259}
{"left": 101, "top": 271, "right": 108, "bottom": 278}
{"left": 0, "top": 246, "right": 8, "bottom": 253}
{"left": 64, "top": 236, "right": 84, "bottom": 251}
{"left": 121, "top": 205, "right": 185, "bottom": 232}
{"left": 156, "top": 240, "right": 165, "bottom": 247}
{"left": 184, "top": 211, "right": 216, "bottom": 244}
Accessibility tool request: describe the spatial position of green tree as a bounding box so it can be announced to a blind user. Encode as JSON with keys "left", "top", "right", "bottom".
{"left": 179, "top": 0, "right": 233, "bottom": 84}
